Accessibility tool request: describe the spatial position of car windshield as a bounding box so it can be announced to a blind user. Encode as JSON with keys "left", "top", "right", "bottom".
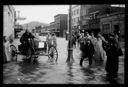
{"left": 38, "top": 33, "right": 48, "bottom": 41}
{"left": 39, "top": 33, "right": 47, "bottom": 36}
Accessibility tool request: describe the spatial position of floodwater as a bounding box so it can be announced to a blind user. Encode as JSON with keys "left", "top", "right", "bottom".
{"left": 3, "top": 38, "right": 124, "bottom": 84}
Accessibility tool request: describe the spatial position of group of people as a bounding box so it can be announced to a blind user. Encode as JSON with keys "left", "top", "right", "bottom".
{"left": 73, "top": 31, "right": 123, "bottom": 80}
{"left": 19, "top": 29, "right": 57, "bottom": 57}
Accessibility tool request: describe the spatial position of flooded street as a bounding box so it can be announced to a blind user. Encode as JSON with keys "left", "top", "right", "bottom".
{"left": 3, "top": 38, "right": 124, "bottom": 84}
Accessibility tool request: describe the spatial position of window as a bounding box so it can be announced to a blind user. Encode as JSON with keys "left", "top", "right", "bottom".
{"left": 8, "top": 12, "right": 10, "bottom": 16}
{"left": 102, "top": 24, "right": 110, "bottom": 34}
{"left": 73, "top": 11, "right": 74, "bottom": 16}
{"left": 77, "top": 9, "right": 79, "bottom": 14}
{"left": 72, "top": 19, "right": 74, "bottom": 24}
{"left": 74, "top": 18, "right": 75, "bottom": 23}
{"left": 76, "top": 17, "right": 78, "bottom": 23}
{"left": 76, "top": 9, "right": 78, "bottom": 14}
{"left": 72, "top": 11, "right": 73, "bottom": 16}
{"left": 74, "top": 10, "right": 75, "bottom": 15}
{"left": 77, "top": 17, "right": 79, "bottom": 23}
{"left": 75, "top": 18, "right": 77, "bottom": 23}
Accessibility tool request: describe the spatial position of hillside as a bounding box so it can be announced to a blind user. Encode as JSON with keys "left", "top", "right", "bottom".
{"left": 22, "top": 21, "right": 49, "bottom": 31}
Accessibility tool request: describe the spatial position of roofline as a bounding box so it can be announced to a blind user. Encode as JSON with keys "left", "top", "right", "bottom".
{"left": 54, "top": 14, "right": 68, "bottom": 18}
{"left": 98, "top": 11, "right": 125, "bottom": 19}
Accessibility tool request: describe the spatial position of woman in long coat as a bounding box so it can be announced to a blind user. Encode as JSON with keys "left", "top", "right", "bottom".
{"left": 104, "top": 34, "right": 121, "bottom": 79}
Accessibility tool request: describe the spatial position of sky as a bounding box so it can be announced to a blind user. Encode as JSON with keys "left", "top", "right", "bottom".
{"left": 13, "top": 5, "right": 69, "bottom": 25}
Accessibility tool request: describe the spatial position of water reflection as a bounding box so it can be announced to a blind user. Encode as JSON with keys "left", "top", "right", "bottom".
{"left": 3, "top": 38, "right": 124, "bottom": 84}
{"left": 17, "top": 59, "right": 39, "bottom": 75}
{"left": 66, "top": 63, "right": 74, "bottom": 84}
{"left": 80, "top": 66, "right": 95, "bottom": 82}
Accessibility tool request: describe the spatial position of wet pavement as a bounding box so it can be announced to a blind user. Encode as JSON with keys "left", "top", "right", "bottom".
{"left": 3, "top": 38, "right": 124, "bottom": 84}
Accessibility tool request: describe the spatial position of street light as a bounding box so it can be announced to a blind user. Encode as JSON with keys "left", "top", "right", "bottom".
{"left": 66, "top": 5, "right": 74, "bottom": 63}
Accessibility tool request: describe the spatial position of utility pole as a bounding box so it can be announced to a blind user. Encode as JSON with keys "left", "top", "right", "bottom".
{"left": 66, "top": 5, "right": 74, "bottom": 63}
{"left": 80, "top": 5, "right": 83, "bottom": 31}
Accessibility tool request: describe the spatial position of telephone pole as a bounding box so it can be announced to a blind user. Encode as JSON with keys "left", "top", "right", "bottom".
{"left": 66, "top": 5, "right": 74, "bottom": 63}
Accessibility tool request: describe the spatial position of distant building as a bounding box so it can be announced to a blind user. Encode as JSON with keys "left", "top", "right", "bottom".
{"left": 41, "top": 25, "right": 49, "bottom": 33}
{"left": 49, "top": 22, "right": 55, "bottom": 31}
{"left": 54, "top": 14, "right": 68, "bottom": 37}
{"left": 4, "top": 5, "right": 15, "bottom": 40}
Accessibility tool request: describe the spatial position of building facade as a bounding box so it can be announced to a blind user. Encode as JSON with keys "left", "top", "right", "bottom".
{"left": 77, "top": 4, "right": 125, "bottom": 36}
{"left": 4, "top": 5, "right": 16, "bottom": 40}
{"left": 54, "top": 14, "right": 68, "bottom": 37}
{"left": 71, "top": 5, "right": 81, "bottom": 32}
{"left": 80, "top": 5, "right": 93, "bottom": 31}
{"left": 85, "top": 5, "right": 110, "bottom": 34}
{"left": 70, "top": 5, "right": 94, "bottom": 33}
{"left": 99, "top": 10, "right": 125, "bottom": 41}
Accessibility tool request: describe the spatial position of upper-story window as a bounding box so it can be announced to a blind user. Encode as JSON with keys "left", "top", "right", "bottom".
{"left": 74, "top": 18, "right": 75, "bottom": 23}
{"left": 74, "top": 11, "right": 75, "bottom": 16}
{"left": 72, "top": 19, "right": 73, "bottom": 24}
{"left": 73, "top": 18, "right": 75, "bottom": 23}
{"left": 77, "top": 17, "right": 79, "bottom": 22}
{"left": 102, "top": 24, "right": 110, "bottom": 34}
{"left": 72, "top": 11, "right": 73, "bottom": 16}
{"left": 8, "top": 12, "right": 10, "bottom": 16}
{"left": 77, "top": 9, "right": 79, "bottom": 14}
{"left": 74, "top": 10, "right": 77, "bottom": 15}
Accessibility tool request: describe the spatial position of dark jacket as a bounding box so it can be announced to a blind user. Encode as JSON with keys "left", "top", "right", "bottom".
{"left": 20, "top": 32, "right": 35, "bottom": 47}
{"left": 84, "top": 42, "right": 95, "bottom": 57}
{"left": 104, "top": 37, "right": 119, "bottom": 76}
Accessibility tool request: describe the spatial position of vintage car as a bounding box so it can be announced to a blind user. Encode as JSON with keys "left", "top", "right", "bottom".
{"left": 9, "top": 31, "right": 58, "bottom": 63}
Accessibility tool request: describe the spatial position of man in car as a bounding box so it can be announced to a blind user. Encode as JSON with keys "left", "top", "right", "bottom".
{"left": 20, "top": 29, "right": 35, "bottom": 55}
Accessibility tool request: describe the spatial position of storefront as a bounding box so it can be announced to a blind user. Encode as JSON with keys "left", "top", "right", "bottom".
{"left": 100, "top": 11, "right": 125, "bottom": 40}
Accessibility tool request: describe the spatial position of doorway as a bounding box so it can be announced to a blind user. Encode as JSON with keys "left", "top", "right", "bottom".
{"left": 114, "top": 24, "right": 120, "bottom": 34}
